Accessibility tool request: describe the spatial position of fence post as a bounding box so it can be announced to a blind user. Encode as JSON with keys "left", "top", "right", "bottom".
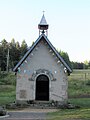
{"left": 85, "top": 73, "right": 86, "bottom": 81}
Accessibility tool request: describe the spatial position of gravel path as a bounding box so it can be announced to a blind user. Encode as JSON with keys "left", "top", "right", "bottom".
{"left": 0, "top": 109, "right": 58, "bottom": 120}
{"left": 5, "top": 111, "right": 47, "bottom": 120}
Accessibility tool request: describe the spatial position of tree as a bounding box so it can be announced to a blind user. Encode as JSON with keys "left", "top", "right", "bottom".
{"left": 20, "top": 40, "right": 28, "bottom": 58}
{"left": 11, "top": 38, "right": 16, "bottom": 47}
{"left": 9, "top": 39, "right": 21, "bottom": 69}
{"left": 83, "top": 60, "right": 89, "bottom": 69}
{"left": 16, "top": 41, "right": 20, "bottom": 50}
{"left": 0, "top": 39, "right": 8, "bottom": 71}
{"left": 88, "top": 61, "right": 90, "bottom": 69}
{"left": 71, "top": 62, "right": 78, "bottom": 69}
{"left": 0, "top": 39, "right": 28, "bottom": 71}
{"left": 58, "top": 50, "right": 72, "bottom": 69}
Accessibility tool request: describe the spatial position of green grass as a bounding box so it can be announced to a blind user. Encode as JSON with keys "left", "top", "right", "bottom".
{"left": 48, "top": 98, "right": 90, "bottom": 120}
{"left": 69, "top": 69, "right": 90, "bottom": 81}
{"left": 0, "top": 72, "right": 16, "bottom": 105}
{"left": 0, "top": 96, "right": 15, "bottom": 105}
{"left": 68, "top": 69, "right": 90, "bottom": 98}
{"left": 68, "top": 79, "right": 90, "bottom": 98}
{"left": 48, "top": 69, "right": 90, "bottom": 120}
{"left": 0, "top": 85, "right": 16, "bottom": 105}
{"left": 0, "top": 70, "right": 90, "bottom": 120}
{"left": 69, "top": 98, "right": 90, "bottom": 108}
{"left": 48, "top": 108, "right": 90, "bottom": 120}
{"left": 0, "top": 72, "right": 16, "bottom": 85}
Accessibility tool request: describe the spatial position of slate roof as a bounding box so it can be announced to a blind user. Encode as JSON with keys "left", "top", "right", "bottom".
{"left": 39, "top": 14, "right": 48, "bottom": 25}
{"left": 13, "top": 33, "right": 72, "bottom": 73}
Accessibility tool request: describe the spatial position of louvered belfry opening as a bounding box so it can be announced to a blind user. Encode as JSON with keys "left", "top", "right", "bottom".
{"left": 36, "top": 74, "right": 49, "bottom": 101}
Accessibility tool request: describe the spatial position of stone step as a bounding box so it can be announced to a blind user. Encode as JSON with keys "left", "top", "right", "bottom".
{"left": 6, "top": 101, "right": 59, "bottom": 109}
{"left": 26, "top": 101, "right": 57, "bottom": 109}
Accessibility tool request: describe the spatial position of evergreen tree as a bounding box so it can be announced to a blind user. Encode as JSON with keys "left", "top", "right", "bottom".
{"left": 0, "top": 39, "right": 8, "bottom": 71}
{"left": 20, "top": 40, "right": 28, "bottom": 58}
{"left": 9, "top": 39, "right": 21, "bottom": 69}
{"left": 58, "top": 50, "right": 72, "bottom": 69}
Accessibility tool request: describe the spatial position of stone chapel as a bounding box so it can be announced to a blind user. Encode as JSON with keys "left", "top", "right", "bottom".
{"left": 13, "top": 14, "right": 72, "bottom": 105}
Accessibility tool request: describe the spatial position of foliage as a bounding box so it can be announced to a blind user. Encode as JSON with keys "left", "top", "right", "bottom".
{"left": 69, "top": 98, "right": 90, "bottom": 108}
{"left": 71, "top": 61, "right": 84, "bottom": 69}
{"left": 86, "top": 80, "right": 90, "bottom": 85}
{"left": 0, "top": 39, "right": 8, "bottom": 71}
{"left": 0, "top": 70, "right": 90, "bottom": 120}
{"left": 0, "top": 72, "right": 16, "bottom": 85}
{"left": 71, "top": 61, "right": 90, "bottom": 69}
{"left": 0, "top": 37, "right": 90, "bottom": 71}
{"left": 57, "top": 50, "right": 90, "bottom": 70}
{"left": 58, "top": 50, "right": 72, "bottom": 69}
{"left": 0, "top": 106, "right": 6, "bottom": 116}
{"left": 0, "top": 72, "right": 16, "bottom": 105}
{"left": 20, "top": 40, "right": 28, "bottom": 58}
{"left": 49, "top": 98, "right": 90, "bottom": 120}
{"left": 48, "top": 107, "right": 90, "bottom": 120}
{"left": 0, "top": 85, "right": 15, "bottom": 105}
{"left": 68, "top": 69, "right": 90, "bottom": 98}
{"left": 0, "top": 39, "right": 28, "bottom": 71}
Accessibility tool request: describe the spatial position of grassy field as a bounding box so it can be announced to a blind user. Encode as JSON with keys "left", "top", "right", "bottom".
{"left": 68, "top": 69, "right": 90, "bottom": 98}
{"left": 49, "top": 69, "right": 90, "bottom": 120}
{"left": 0, "top": 85, "right": 15, "bottom": 105}
{"left": 49, "top": 107, "right": 90, "bottom": 120}
{"left": 0, "top": 72, "right": 16, "bottom": 105}
{"left": 0, "top": 70, "right": 90, "bottom": 120}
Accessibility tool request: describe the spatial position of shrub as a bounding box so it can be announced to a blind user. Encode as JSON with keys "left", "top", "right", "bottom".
{"left": 86, "top": 80, "right": 90, "bottom": 85}
{"left": 0, "top": 106, "right": 6, "bottom": 116}
{"left": 0, "top": 72, "right": 16, "bottom": 85}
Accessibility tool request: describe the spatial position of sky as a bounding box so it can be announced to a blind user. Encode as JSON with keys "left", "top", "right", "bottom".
{"left": 0, "top": 0, "right": 90, "bottom": 62}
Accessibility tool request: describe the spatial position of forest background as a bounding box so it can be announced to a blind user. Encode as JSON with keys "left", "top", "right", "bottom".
{"left": 0, "top": 38, "right": 90, "bottom": 71}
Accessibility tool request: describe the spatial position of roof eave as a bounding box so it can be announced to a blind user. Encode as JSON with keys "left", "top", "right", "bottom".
{"left": 13, "top": 33, "right": 72, "bottom": 74}
{"left": 13, "top": 34, "right": 43, "bottom": 72}
{"left": 42, "top": 34, "right": 72, "bottom": 73}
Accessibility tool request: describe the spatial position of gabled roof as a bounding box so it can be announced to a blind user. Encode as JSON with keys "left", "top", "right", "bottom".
{"left": 39, "top": 14, "right": 48, "bottom": 25}
{"left": 13, "top": 34, "right": 72, "bottom": 73}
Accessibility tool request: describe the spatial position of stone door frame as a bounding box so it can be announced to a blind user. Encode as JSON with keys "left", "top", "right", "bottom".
{"left": 29, "top": 69, "right": 56, "bottom": 101}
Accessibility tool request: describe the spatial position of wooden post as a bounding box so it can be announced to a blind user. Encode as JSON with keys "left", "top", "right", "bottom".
{"left": 7, "top": 48, "right": 9, "bottom": 72}
{"left": 85, "top": 73, "right": 86, "bottom": 81}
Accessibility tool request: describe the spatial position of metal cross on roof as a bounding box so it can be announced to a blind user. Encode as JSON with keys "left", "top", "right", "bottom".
{"left": 43, "top": 10, "right": 45, "bottom": 14}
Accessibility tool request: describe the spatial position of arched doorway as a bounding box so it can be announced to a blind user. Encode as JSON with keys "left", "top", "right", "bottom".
{"left": 36, "top": 74, "right": 49, "bottom": 101}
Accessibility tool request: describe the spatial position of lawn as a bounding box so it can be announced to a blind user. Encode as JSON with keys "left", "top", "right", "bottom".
{"left": 48, "top": 69, "right": 90, "bottom": 120}
{"left": 0, "top": 85, "right": 15, "bottom": 105}
{"left": 0, "top": 72, "right": 16, "bottom": 105}
{"left": 68, "top": 69, "right": 90, "bottom": 98}
{"left": 48, "top": 107, "right": 90, "bottom": 120}
{"left": 0, "top": 70, "right": 90, "bottom": 120}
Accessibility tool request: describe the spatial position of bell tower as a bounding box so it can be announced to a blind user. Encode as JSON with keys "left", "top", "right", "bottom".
{"left": 38, "top": 12, "right": 49, "bottom": 36}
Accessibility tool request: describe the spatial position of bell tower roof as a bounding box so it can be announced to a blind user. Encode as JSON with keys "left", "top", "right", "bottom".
{"left": 38, "top": 13, "right": 49, "bottom": 36}
{"left": 39, "top": 14, "right": 48, "bottom": 25}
